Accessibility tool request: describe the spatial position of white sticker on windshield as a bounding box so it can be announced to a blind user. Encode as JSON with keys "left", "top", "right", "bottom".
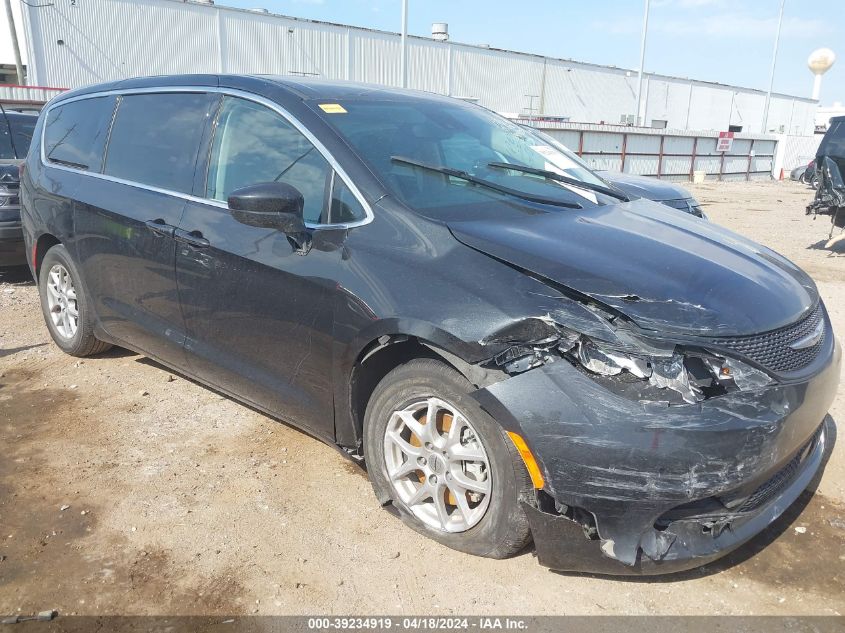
{"left": 531, "top": 145, "right": 598, "bottom": 204}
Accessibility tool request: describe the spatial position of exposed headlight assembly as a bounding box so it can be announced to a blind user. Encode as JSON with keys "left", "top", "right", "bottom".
{"left": 568, "top": 335, "right": 773, "bottom": 403}
{"left": 493, "top": 324, "right": 774, "bottom": 404}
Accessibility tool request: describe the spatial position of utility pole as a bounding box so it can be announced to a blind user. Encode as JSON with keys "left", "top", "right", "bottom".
{"left": 400, "top": 0, "right": 408, "bottom": 88}
{"left": 762, "top": 0, "right": 786, "bottom": 133}
{"left": 4, "top": 0, "right": 25, "bottom": 85}
{"left": 635, "top": 0, "right": 650, "bottom": 126}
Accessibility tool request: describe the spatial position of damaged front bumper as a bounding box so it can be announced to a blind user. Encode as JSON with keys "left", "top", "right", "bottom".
{"left": 472, "top": 338, "right": 840, "bottom": 575}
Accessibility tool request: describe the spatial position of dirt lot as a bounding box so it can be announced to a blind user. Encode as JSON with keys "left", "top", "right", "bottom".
{"left": 1, "top": 180, "right": 844, "bottom": 617}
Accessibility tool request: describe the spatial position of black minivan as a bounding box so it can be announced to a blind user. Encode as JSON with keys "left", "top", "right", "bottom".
{"left": 21, "top": 75, "right": 839, "bottom": 575}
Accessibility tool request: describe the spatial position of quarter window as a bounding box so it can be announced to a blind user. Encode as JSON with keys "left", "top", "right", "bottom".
{"left": 206, "top": 96, "right": 333, "bottom": 224}
{"left": 103, "top": 92, "right": 215, "bottom": 194}
{"left": 330, "top": 175, "right": 366, "bottom": 224}
{"left": 44, "top": 97, "right": 115, "bottom": 170}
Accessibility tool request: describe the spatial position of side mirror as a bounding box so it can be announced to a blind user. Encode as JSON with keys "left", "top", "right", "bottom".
{"left": 228, "top": 182, "right": 307, "bottom": 234}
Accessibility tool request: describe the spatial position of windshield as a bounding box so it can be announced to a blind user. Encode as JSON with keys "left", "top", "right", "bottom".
{"left": 313, "top": 97, "right": 615, "bottom": 217}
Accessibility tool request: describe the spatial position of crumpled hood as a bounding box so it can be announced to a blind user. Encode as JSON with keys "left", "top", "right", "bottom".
{"left": 599, "top": 171, "right": 694, "bottom": 202}
{"left": 448, "top": 199, "right": 818, "bottom": 337}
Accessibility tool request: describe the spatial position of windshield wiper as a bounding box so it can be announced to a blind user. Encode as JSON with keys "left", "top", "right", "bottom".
{"left": 487, "top": 161, "right": 630, "bottom": 202}
{"left": 391, "top": 156, "right": 583, "bottom": 209}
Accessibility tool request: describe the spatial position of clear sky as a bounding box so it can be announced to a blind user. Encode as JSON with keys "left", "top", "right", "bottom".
{"left": 218, "top": 0, "right": 844, "bottom": 105}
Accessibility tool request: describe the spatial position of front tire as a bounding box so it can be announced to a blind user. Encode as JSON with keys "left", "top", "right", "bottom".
{"left": 364, "top": 358, "right": 532, "bottom": 558}
{"left": 38, "top": 244, "right": 111, "bottom": 357}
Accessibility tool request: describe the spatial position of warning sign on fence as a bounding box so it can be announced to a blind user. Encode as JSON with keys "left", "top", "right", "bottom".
{"left": 717, "top": 131, "right": 734, "bottom": 152}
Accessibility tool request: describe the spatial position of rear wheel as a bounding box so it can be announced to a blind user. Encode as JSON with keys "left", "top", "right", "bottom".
{"left": 364, "top": 358, "right": 532, "bottom": 558}
{"left": 38, "top": 244, "right": 111, "bottom": 357}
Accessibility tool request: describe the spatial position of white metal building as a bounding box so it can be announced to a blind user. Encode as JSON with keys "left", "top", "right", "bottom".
{"left": 1, "top": 0, "right": 818, "bottom": 136}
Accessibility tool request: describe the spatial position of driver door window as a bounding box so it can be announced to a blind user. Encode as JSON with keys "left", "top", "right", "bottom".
{"left": 206, "top": 96, "right": 331, "bottom": 224}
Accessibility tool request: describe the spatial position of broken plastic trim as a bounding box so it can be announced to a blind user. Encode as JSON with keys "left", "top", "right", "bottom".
{"left": 647, "top": 353, "right": 702, "bottom": 404}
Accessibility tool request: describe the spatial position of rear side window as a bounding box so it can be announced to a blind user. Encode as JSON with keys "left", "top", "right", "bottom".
{"left": 104, "top": 92, "right": 216, "bottom": 194}
{"left": 44, "top": 97, "right": 114, "bottom": 170}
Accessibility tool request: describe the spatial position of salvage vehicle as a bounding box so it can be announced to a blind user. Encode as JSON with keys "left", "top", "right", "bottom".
{"left": 0, "top": 106, "right": 37, "bottom": 265}
{"left": 807, "top": 116, "right": 845, "bottom": 247}
{"left": 21, "top": 76, "right": 838, "bottom": 575}
{"left": 525, "top": 127, "right": 707, "bottom": 219}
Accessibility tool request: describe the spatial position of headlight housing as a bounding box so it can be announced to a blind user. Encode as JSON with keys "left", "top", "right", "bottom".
{"left": 568, "top": 335, "right": 773, "bottom": 403}
{"left": 493, "top": 323, "right": 774, "bottom": 404}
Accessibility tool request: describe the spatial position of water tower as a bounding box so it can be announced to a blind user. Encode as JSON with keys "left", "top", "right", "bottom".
{"left": 808, "top": 48, "right": 836, "bottom": 100}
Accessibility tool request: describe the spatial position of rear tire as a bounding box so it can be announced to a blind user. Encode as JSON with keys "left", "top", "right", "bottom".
{"left": 364, "top": 358, "right": 532, "bottom": 558}
{"left": 38, "top": 244, "right": 111, "bottom": 357}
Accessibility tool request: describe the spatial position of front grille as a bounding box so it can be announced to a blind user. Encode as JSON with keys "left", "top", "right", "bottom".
{"left": 722, "top": 430, "right": 819, "bottom": 514}
{"left": 655, "top": 427, "right": 821, "bottom": 529}
{"left": 708, "top": 303, "right": 825, "bottom": 373}
{"left": 0, "top": 193, "right": 19, "bottom": 207}
{"left": 662, "top": 198, "right": 693, "bottom": 212}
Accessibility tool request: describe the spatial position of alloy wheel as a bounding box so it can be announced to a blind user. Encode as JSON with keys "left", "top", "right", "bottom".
{"left": 383, "top": 397, "right": 492, "bottom": 533}
{"left": 45, "top": 264, "right": 79, "bottom": 339}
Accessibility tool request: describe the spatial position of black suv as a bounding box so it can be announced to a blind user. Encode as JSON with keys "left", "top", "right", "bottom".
{"left": 21, "top": 76, "right": 838, "bottom": 575}
{"left": 807, "top": 116, "right": 845, "bottom": 243}
{"left": 0, "top": 108, "right": 37, "bottom": 265}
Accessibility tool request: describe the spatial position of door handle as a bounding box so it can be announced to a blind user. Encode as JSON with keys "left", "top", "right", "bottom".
{"left": 145, "top": 218, "right": 176, "bottom": 237}
{"left": 175, "top": 228, "right": 210, "bottom": 249}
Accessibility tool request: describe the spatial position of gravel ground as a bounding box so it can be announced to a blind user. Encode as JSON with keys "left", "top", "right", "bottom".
{"left": 1, "top": 179, "right": 844, "bottom": 617}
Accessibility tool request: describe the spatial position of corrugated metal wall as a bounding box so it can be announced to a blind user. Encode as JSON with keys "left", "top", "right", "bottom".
{"left": 20, "top": 0, "right": 817, "bottom": 135}
{"left": 25, "top": 0, "right": 220, "bottom": 84}
{"left": 0, "top": 84, "right": 63, "bottom": 106}
{"left": 780, "top": 134, "right": 823, "bottom": 171}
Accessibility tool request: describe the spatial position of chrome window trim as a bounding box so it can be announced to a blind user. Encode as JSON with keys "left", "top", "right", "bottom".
{"left": 39, "top": 85, "right": 374, "bottom": 230}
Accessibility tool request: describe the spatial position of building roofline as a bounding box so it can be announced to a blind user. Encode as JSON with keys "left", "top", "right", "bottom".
{"left": 174, "top": 0, "right": 817, "bottom": 103}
